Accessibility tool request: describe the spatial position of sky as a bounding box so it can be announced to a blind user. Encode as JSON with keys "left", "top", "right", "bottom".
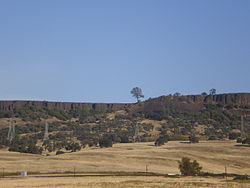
{"left": 0, "top": 0, "right": 249, "bottom": 103}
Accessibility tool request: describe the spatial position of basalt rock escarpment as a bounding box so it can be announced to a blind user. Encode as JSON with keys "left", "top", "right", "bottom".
{"left": 130, "top": 93, "right": 250, "bottom": 114}
{"left": 0, "top": 100, "right": 130, "bottom": 113}
{"left": 0, "top": 93, "right": 250, "bottom": 114}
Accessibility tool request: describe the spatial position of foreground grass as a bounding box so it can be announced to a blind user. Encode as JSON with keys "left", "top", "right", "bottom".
{"left": 1, "top": 176, "right": 249, "bottom": 188}
{"left": 1, "top": 141, "right": 250, "bottom": 187}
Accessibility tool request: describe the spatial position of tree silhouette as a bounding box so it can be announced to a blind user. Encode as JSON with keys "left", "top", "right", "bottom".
{"left": 131, "top": 87, "right": 144, "bottom": 102}
{"left": 178, "top": 157, "right": 202, "bottom": 176}
{"left": 209, "top": 88, "right": 216, "bottom": 95}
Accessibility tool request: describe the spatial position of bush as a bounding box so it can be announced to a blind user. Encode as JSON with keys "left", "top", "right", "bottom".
{"left": 26, "top": 144, "right": 43, "bottom": 154}
{"left": 65, "top": 142, "right": 81, "bottom": 152}
{"left": 236, "top": 138, "right": 242, "bottom": 143}
{"left": 169, "top": 134, "right": 189, "bottom": 141}
{"left": 178, "top": 157, "right": 202, "bottom": 176}
{"left": 155, "top": 135, "right": 168, "bottom": 146}
{"left": 189, "top": 135, "right": 199, "bottom": 143}
{"left": 120, "top": 136, "right": 130, "bottom": 143}
{"left": 99, "top": 136, "right": 113, "bottom": 148}
{"left": 48, "top": 109, "right": 71, "bottom": 121}
{"left": 229, "top": 132, "right": 240, "bottom": 140}
{"left": 0, "top": 110, "right": 11, "bottom": 118}
{"left": 208, "top": 135, "right": 218, "bottom": 140}
{"left": 242, "top": 138, "right": 250, "bottom": 145}
{"left": 233, "top": 175, "right": 249, "bottom": 180}
{"left": 56, "top": 151, "right": 65, "bottom": 155}
{"left": 8, "top": 136, "right": 43, "bottom": 154}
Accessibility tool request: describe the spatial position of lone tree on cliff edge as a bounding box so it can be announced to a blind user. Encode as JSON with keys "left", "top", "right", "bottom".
{"left": 209, "top": 88, "right": 216, "bottom": 95}
{"left": 131, "top": 87, "right": 144, "bottom": 103}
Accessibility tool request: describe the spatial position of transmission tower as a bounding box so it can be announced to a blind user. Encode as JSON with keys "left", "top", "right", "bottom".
{"left": 7, "top": 121, "right": 15, "bottom": 142}
{"left": 43, "top": 122, "right": 49, "bottom": 141}
{"left": 241, "top": 115, "right": 246, "bottom": 140}
{"left": 133, "top": 124, "right": 141, "bottom": 142}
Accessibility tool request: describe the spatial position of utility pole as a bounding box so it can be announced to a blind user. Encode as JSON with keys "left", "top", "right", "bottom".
{"left": 73, "top": 166, "right": 76, "bottom": 177}
{"left": 145, "top": 165, "right": 148, "bottom": 175}
{"left": 225, "top": 165, "right": 227, "bottom": 181}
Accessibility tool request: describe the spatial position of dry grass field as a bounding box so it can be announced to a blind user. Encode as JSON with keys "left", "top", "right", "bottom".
{"left": 0, "top": 140, "right": 250, "bottom": 187}
{"left": 0, "top": 140, "right": 250, "bottom": 175}
{"left": 1, "top": 176, "right": 249, "bottom": 188}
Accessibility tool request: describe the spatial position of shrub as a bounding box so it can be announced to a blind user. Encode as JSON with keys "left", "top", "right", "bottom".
{"left": 0, "top": 110, "right": 11, "bottom": 118}
{"left": 120, "top": 136, "right": 130, "bottom": 143}
{"left": 169, "top": 134, "right": 189, "bottom": 141}
{"left": 56, "top": 151, "right": 65, "bottom": 155}
{"left": 229, "top": 132, "right": 240, "bottom": 140}
{"left": 208, "top": 135, "right": 218, "bottom": 140}
{"left": 242, "top": 138, "right": 250, "bottom": 145}
{"left": 155, "top": 135, "right": 168, "bottom": 146}
{"left": 236, "top": 138, "right": 242, "bottom": 143}
{"left": 99, "top": 136, "right": 113, "bottom": 148}
{"left": 233, "top": 174, "right": 249, "bottom": 180}
{"left": 189, "top": 135, "right": 199, "bottom": 143}
{"left": 65, "top": 142, "right": 81, "bottom": 152}
{"left": 178, "top": 157, "right": 202, "bottom": 176}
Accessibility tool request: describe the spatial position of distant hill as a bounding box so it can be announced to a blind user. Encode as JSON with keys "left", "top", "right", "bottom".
{"left": 0, "top": 92, "right": 249, "bottom": 154}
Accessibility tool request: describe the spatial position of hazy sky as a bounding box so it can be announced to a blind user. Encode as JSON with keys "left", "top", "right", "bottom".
{"left": 0, "top": 0, "right": 249, "bottom": 103}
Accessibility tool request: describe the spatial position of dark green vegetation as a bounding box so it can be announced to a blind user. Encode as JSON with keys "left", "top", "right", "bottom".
{"left": 154, "top": 129, "right": 169, "bottom": 146}
{"left": 131, "top": 87, "right": 144, "bottom": 102}
{"left": 178, "top": 157, "right": 202, "bottom": 176}
{"left": 0, "top": 93, "right": 250, "bottom": 155}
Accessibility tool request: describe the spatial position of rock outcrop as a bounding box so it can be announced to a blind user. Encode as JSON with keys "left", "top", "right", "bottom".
{"left": 130, "top": 93, "right": 250, "bottom": 113}
{"left": 0, "top": 93, "right": 249, "bottom": 114}
{"left": 0, "top": 100, "right": 130, "bottom": 112}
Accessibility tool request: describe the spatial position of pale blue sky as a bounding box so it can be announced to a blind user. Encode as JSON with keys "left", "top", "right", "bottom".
{"left": 0, "top": 0, "right": 249, "bottom": 103}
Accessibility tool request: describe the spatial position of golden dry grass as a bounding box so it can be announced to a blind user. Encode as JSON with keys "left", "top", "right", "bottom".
{"left": 1, "top": 141, "right": 250, "bottom": 187}
{"left": 0, "top": 176, "right": 249, "bottom": 188}
{"left": 0, "top": 140, "right": 249, "bottom": 175}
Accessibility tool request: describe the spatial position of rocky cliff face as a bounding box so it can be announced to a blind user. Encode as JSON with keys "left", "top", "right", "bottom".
{"left": 0, "top": 93, "right": 249, "bottom": 114}
{"left": 0, "top": 100, "right": 130, "bottom": 112}
{"left": 130, "top": 93, "right": 250, "bottom": 113}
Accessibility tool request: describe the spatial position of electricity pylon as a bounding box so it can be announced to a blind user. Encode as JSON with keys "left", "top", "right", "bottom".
{"left": 7, "top": 121, "right": 15, "bottom": 142}
{"left": 133, "top": 124, "right": 141, "bottom": 142}
{"left": 241, "top": 115, "right": 246, "bottom": 140}
{"left": 43, "top": 122, "right": 49, "bottom": 141}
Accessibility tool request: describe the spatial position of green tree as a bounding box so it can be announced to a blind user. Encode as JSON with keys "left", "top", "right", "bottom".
{"left": 131, "top": 87, "right": 144, "bottom": 102}
{"left": 99, "top": 135, "right": 113, "bottom": 148}
{"left": 173, "top": 92, "right": 181, "bottom": 96}
{"left": 209, "top": 88, "right": 216, "bottom": 95}
{"left": 154, "top": 136, "right": 168, "bottom": 146}
{"left": 155, "top": 130, "right": 169, "bottom": 146}
{"left": 178, "top": 157, "right": 202, "bottom": 176}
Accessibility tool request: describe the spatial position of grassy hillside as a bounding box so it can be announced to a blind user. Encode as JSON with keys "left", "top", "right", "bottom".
{"left": 0, "top": 93, "right": 250, "bottom": 155}
{"left": 0, "top": 141, "right": 250, "bottom": 175}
